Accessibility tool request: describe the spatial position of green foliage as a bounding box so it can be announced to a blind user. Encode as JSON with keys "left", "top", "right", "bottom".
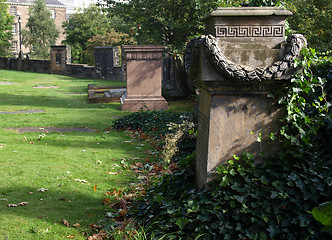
{"left": 22, "top": 0, "right": 59, "bottom": 59}
{"left": 104, "top": 0, "right": 217, "bottom": 54}
{"left": 85, "top": 29, "right": 136, "bottom": 65}
{"left": 286, "top": 0, "right": 332, "bottom": 52}
{"left": 310, "top": 202, "right": 332, "bottom": 234}
{"left": 113, "top": 110, "right": 191, "bottom": 134}
{"left": 277, "top": 48, "right": 331, "bottom": 150}
{"left": 62, "top": 5, "right": 132, "bottom": 64}
{"left": 126, "top": 49, "right": 332, "bottom": 239}
{"left": 0, "top": 0, "right": 14, "bottom": 57}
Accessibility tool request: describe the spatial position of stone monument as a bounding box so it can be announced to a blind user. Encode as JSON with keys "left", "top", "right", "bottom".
{"left": 94, "top": 46, "right": 124, "bottom": 80}
{"left": 50, "top": 45, "right": 71, "bottom": 75}
{"left": 184, "top": 7, "right": 306, "bottom": 188}
{"left": 121, "top": 45, "right": 168, "bottom": 111}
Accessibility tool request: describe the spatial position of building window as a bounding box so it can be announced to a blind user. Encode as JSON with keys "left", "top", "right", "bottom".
{"left": 12, "top": 24, "right": 17, "bottom": 35}
{"left": 12, "top": 41, "right": 18, "bottom": 53}
{"left": 10, "top": 6, "right": 17, "bottom": 16}
{"left": 50, "top": 9, "right": 56, "bottom": 19}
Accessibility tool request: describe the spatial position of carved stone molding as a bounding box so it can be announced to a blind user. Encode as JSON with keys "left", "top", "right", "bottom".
{"left": 215, "top": 25, "right": 284, "bottom": 37}
{"left": 184, "top": 34, "right": 307, "bottom": 82}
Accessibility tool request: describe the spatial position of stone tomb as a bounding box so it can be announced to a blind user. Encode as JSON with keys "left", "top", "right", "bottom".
{"left": 121, "top": 45, "right": 168, "bottom": 111}
{"left": 184, "top": 7, "right": 306, "bottom": 188}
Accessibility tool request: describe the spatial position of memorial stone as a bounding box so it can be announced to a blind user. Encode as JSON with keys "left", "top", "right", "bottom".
{"left": 121, "top": 45, "right": 168, "bottom": 111}
{"left": 184, "top": 7, "right": 306, "bottom": 188}
{"left": 50, "top": 45, "right": 71, "bottom": 75}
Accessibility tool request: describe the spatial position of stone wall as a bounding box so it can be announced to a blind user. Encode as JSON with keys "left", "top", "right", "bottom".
{"left": 0, "top": 57, "right": 51, "bottom": 74}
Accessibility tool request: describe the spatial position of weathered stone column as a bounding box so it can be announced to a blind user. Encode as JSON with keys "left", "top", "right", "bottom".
{"left": 50, "top": 45, "right": 71, "bottom": 75}
{"left": 121, "top": 45, "right": 168, "bottom": 112}
{"left": 185, "top": 7, "right": 306, "bottom": 188}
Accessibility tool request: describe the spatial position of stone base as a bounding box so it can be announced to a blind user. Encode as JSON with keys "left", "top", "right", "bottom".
{"left": 121, "top": 96, "right": 168, "bottom": 112}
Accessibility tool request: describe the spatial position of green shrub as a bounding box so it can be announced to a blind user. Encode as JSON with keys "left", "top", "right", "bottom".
{"left": 130, "top": 50, "right": 331, "bottom": 239}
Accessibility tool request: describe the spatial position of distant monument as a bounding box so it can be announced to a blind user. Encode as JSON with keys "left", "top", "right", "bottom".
{"left": 50, "top": 45, "right": 71, "bottom": 75}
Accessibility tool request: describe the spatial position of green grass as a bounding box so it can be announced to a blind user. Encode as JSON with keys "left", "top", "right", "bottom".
{"left": 0, "top": 70, "right": 159, "bottom": 239}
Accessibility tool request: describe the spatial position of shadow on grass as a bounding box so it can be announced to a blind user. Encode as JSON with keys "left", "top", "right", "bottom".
{"left": 0, "top": 185, "right": 110, "bottom": 234}
{"left": 0, "top": 93, "right": 121, "bottom": 110}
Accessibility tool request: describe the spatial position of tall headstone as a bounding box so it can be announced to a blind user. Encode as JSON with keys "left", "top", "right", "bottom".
{"left": 50, "top": 45, "right": 71, "bottom": 75}
{"left": 184, "top": 7, "right": 306, "bottom": 188}
{"left": 121, "top": 45, "right": 168, "bottom": 111}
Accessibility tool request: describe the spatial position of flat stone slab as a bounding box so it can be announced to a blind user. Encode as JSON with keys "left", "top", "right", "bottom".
{"left": 0, "top": 81, "right": 16, "bottom": 85}
{"left": 33, "top": 85, "right": 59, "bottom": 88}
{"left": 3, "top": 127, "right": 96, "bottom": 133}
{"left": 0, "top": 110, "right": 45, "bottom": 114}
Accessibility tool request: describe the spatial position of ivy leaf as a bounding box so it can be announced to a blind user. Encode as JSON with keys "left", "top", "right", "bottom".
{"left": 310, "top": 202, "right": 332, "bottom": 227}
{"left": 175, "top": 217, "right": 189, "bottom": 230}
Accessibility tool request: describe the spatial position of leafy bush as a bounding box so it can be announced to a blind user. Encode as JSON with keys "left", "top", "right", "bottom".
{"left": 113, "top": 111, "right": 185, "bottom": 134}
{"left": 129, "top": 50, "right": 332, "bottom": 239}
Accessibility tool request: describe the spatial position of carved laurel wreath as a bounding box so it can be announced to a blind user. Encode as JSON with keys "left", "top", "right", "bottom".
{"left": 184, "top": 34, "right": 307, "bottom": 81}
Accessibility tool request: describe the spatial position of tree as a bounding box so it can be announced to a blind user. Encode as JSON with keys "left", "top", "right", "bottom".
{"left": 104, "top": 0, "right": 218, "bottom": 54}
{"left": 62, "top": 5, "right": 118, "bottom": 64}
{"left": 85, "top": 29, "right": 136, "bottom": 65}
{"left": 286, "top": 0, "right": 332, "bottom": 52}
{"left": 0, "top": 0, "right": 14, "bottom": 56}
{"left": 22, "top": 0, "right": 59, "bottom": 59}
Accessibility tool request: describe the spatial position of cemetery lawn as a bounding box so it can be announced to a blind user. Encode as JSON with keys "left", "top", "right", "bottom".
{"left": 0, "top": 70, "right": 163, "bottom": 239}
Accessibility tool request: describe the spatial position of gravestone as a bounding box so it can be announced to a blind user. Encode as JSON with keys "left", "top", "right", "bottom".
{"left": 94, "top": 46, "right": 124, "bottom": 80}
{"left": 50, "top": 45, "right": 71, "bottom": 75}
{"left": 121, "top": 45, "right": 168, "bottom": 111}
{"left": 184, "top": 7, "right": 306, "bottom": 188}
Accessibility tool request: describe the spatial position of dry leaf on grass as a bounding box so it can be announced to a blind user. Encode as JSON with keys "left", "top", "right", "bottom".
{"left": 62, "top": 219, "right": 70, "bottom": 227}
{"left": 75, "top": 179, "right": 88, "bottom": 183}
{"left": 37, "top": 188, "right": 48, "bottom": 192}
{"left": 72, "top": 223, "right": 81, "bottom": 227}
{"left": 7, "top": 202, "right": 29, "bottom": 207}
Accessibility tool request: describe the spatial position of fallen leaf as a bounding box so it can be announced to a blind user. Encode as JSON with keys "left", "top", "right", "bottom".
{"left": 105, "top": 172, "right": 118, "bottom": 175}
{"left": 93, "top": 185, "right": 97, "bottom": 192}
{"left": 63, "top": 219, "right": 70, "bottom": 227}
{"left": 66, "top": 235, "right": 75, "bottom": 239}
{"left": 72, "top": 223, "right": 81, "bottom": 227}
{"left": 7, "top": 202, "right": 29, "bottom": 207}
{"left": 37, "top": 188, "right": 49, "bottom": 192}
{"left": 75, "top": 179, "right": 88, "bottom": 183}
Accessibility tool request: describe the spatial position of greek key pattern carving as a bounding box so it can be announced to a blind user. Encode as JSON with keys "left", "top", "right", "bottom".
{"left": 215, "top": 25, "right": 284, "bottom": 37}
{"left": 184, "top": 34, "right": 307, "bottom": 82}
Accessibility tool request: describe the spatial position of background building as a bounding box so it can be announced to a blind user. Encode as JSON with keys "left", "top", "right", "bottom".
{"left": 6, "top": 0, "right": 66, "bottom": 56}
{"left": 58, "top": 0, "right": 106, "bottom": 17}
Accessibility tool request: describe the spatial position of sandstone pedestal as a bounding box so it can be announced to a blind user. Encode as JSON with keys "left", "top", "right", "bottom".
{"left": 50, "top": 45, "right": 71, "bottom": 75}
{"left": 185, "top": 7, "right": 306, "bottom": 188}
{"left": 121, "top": 45, "right": 168, "bottom": 112}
